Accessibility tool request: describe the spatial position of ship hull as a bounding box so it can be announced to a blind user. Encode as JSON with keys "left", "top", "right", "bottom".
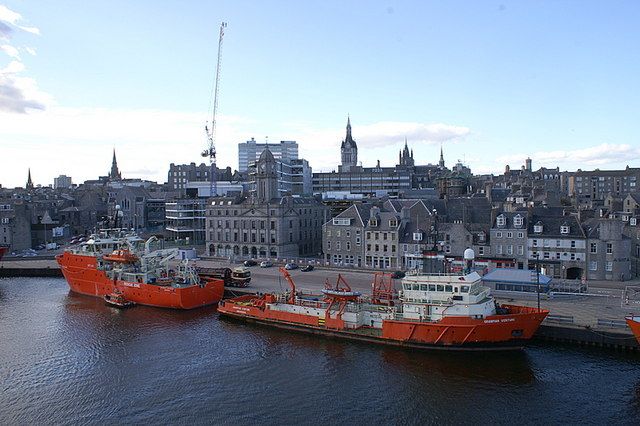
{"left": 218, "top": 299, "right": 548, "bottom": 351}
{"left": 625, "top": 316, "right": 640, "bottom": 344}
{"left": 219, "top": 310, "right": 526, "bottom": 351}
{"left": 57, "top": 252, "right": 224, "bottom": 309}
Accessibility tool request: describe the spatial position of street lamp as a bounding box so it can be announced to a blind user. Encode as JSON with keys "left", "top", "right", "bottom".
{"left": 534, "top": 252, "right": 541, "bottom": 312}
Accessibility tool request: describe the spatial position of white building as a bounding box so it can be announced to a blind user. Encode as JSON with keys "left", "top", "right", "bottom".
{"left": 238, "top": 138, "right": 298, "bottom": 172}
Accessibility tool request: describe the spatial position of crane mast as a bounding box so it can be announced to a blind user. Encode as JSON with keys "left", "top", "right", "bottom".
{"left": 203, "top": 21, "right": 227, "bottom": 197}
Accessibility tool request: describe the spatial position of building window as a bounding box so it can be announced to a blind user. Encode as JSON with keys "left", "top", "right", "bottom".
{"left": 589, "top": 261, "right": 598, "bottom": 271}
{"left": 346, "top": 241, "right": 351, "bottom": 251}
{"left": 403, "top": 244, "right": 408, "bottom": 252}
{"left": 413, "top": 232, "right": 423, "bottom": 241}
{"left": 590, "top": 243, "right": 597, "bottom": 254}
{"left": 543, "top": 252, "right": 550, "bottom": 259}
{"left": 513, "top": 215, "right": 523, "bottom": 227}
{"left": 517, "top": 245, "right": 524, "bottom": 255}
{"left": 605, "top": 261, "right": 613, "bottom": 272}
{"left": 478, "top": 246, "right": 485, "bottom": 255}
{"left": 336, "top": 242, "right": 341, "bottom": 251}
{"left": 606, "top": 243, "right": 612, "bottom": 254}
{"left": 506, "top": 232, "right": 513, "bottom": 239}
{"left": 517, "top": 232, "right": 524, "bottom": 239}
{"left": 560, "top": 225, "right": 570, "bottom": 234}
{"left": 356, "top": 237, "right": 361, "bottom": 246}
{"left": 496, "top": 232, "right": 503, "bottom": 238}
{"left": 571, "top": 241, "right": 576, "bottom": 248}
{"left": 496, "top": 215, "right": 506, "bottom": 227}
{"left": 496, "top": 245, "right": 503, "bottom": 255}
{"left": 570, "top": 253, "right": 576, "bottom": 261}
{"left": 532, "top": 239, "right": 538, "bottom": 247}
{"left": 332, "top": 218, "right": 350, "bottom": 226}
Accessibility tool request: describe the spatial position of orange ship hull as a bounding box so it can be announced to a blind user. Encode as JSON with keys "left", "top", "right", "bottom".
{"left": 57, "top": 252, "right": 224, "bottom": 309}
{"left": 218, "top": 296, "right": 549, "bottom": 351}
{"left": 625, "top": 316, "right": 640, "bottom": 344}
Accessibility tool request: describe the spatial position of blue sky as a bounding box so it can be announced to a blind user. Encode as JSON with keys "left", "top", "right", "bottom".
{"left": 1, "top": 1, "right": 639, "bottom": 187}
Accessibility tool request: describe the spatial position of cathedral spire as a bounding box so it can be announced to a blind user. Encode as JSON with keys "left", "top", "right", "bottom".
{"left": 26, "top": 168, "right": 34, "bottom": 190}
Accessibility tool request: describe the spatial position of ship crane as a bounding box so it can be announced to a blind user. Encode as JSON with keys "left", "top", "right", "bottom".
{"left": 202, "top": 21, "right": 227, "bottom": 197}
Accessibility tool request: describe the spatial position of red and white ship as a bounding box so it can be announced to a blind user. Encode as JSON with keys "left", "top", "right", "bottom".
{"left": 219, "top": 266, "right": 549, "bottom": 351}
{"left": 625, "top": 316, "right": 640, "bottom": 344}
{"left": 56, "top": 230, "right": 224, "bottom": 309}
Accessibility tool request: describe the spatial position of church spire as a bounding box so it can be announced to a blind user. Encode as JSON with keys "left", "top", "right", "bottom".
{"left": 26, "top": 168, "right": 34, "bottom": 190}
{"left": 439, "top": 144, "right": 445, "bottom": 168}
{"left": 346, "top": 115, "right": 352, "bottom": 141}
{"left": 340, "top": 115, "right": 358, "bottom": 170}
{"left": 109, "top": 148, "right": 122, "bottom": 180}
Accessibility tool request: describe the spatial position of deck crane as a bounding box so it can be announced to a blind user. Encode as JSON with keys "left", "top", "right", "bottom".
{"left": 202, "top": 21, "right": 227, "bottom": 197}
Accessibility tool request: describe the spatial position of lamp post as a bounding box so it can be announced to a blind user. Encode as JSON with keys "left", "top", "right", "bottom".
{"left": 535, "top": 252, "right": 541, "bottom": 312}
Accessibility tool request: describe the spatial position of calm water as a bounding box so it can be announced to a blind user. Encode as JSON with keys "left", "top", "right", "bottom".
{"left": 1, "top": 277, "right": 639, "bottom": 425}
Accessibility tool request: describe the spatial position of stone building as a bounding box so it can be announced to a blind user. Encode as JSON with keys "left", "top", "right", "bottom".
{"left": 322, "top": 203, "right": 371, "bottom": 267}
{"left": 527, "top": 209, "right": 586, "bottom": 280}
{"left": 490, "top": 211, "right": 529, "bottom": 269}
{"left": 583, "top": 219, "right": 631, "bottom": 281}
{"left": 0, "top": 200, "right": 31, "bottom": 250}
{"left": 205, "top": 147, "right": 327, "bottom": 259}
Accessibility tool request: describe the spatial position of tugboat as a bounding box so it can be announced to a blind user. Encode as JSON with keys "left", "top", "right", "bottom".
{"left": 625, "top": 316, "right": 640, "bottom": 344}
{"left": 218, "top": 250, "right": 549, "bottom": 351}
{"left": 104, "top": 292, "right": 135, "bottom": 308}
{"left": 56, "top": 230, "right": 224, "bottom": 309}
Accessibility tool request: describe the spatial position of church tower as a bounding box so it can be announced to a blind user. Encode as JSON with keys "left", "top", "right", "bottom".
{"left": 26, "top": 168, "right": 34, "bottom": 190}
{"left": 255, "top": 147, "right": 279, "bottom": 202}
{"left": 340, "top": 116, "right": 358, "bottom": 171}
{"left": 109, "top": 148, "right": 122, "bottom": 180}
{"left": 398, "top": 138, "right": 415, "bottom": 167}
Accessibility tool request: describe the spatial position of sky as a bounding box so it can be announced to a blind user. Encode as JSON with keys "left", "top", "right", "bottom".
{"left": 1, "top": 0, "right": 639, "bottom": 188}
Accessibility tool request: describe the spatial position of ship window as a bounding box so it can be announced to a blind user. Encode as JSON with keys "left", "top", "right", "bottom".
{"left": 403, "top": 283, "right": 410, "bottom": 290}
{"left": 461, "top": 285, "right": 470, "bottom": 293}
{"left": 420, "top": 284, "right": 428, "bottom": 291}
{"left": 454, "top": 287, "right": 458, "bottom": 293}
{"left": 445, "top": 285, "right": 453, "bottom": 292}
{"left": 428, "top": 284, "right": 436, "bottom": 291}
{"left": 437, "top": 285, "right": 444, "bottom": 292}
{"left": 412, "top": 284, "right": 419, "bottom": 291}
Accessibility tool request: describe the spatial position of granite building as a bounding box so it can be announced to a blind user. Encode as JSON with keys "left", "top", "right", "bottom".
{"left": 205, "top": 147, "right": 327, "bottom": 259}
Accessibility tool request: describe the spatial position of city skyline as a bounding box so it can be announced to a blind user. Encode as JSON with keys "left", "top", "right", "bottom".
{"left": 2, "top": 1, "right": 640, "bottom": 188}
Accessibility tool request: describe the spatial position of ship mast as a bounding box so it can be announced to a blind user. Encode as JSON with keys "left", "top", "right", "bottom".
{"left": 202, "top": 22, "right": 227, "bottom": 197}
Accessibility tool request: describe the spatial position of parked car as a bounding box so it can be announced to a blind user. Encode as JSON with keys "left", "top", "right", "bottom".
{"left": 284, "top": 263, "right": 298, "bottom": 270}
{"left": 301, "top": 265, "right": 314, "bottom": 272}
{"left": 260, "top": 260, "right": 273, "bottom": 268}
{"left": 244, "top": 259, "right": 257, "bottom": 267}
{"left": 391, "top": 270, "right": 406, "bottom": 279}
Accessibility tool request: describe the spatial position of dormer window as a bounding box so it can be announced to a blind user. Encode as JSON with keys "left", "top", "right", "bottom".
{"left": 389, "top": 219, "right": 398, "bottom": 227}
{"left": 513, "top": 214, "right": 523, "bottom": 228}
{"left": 534, "top": 221, "right": 543, "bottom": 233}
{"left": 413, "top": 232, "right": 423, "bottom": 241}
{"left": 370, "top": 218, "right": 377, "bottom": 227}
{"left": 632, "top": 218, "right": 637, "bottom": 226}
{"left": 496, "top": 214, "right": 506, "bottom": 227}
{"left": 560, "top": 224, "right": 570, "bottom": 234}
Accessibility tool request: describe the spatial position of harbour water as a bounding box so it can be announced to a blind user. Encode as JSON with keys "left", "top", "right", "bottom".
{"left": 1, "top": 277, "right": 639, "bottom": 425}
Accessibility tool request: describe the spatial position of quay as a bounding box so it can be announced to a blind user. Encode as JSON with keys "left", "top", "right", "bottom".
{"left": 2, "top": 257, "right": 639, "bottom": 350}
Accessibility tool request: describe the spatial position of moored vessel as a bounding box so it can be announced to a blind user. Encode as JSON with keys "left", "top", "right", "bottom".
{"left": 218, "top": 266, "right": 549, "bottom": 351}
{"left": 56, "top": 230, "right": 224, "bottom": 309}
{"left": 625, "top": 316, "right": 640, "bottom": 343}
{"left": 0, "top": 244, "right": 8, "bottom": 261}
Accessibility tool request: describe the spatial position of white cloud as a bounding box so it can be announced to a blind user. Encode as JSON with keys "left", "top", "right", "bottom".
{"left": 496, "top": 143, "right": 640, "bottom": 171}
{"left": 0, "top": 6, "right": 49, "bottom": 113}
{"left": 0, "top": 5, "right": 40, "bottom": 35}
{"left": 355, "top": 121, "right": 471, "bottom": 148}
{"left": 1, "top": 43, "right": 19, "bottom": 58}
{"left": 0, "top": 106, "right": 254, "bottom": 187}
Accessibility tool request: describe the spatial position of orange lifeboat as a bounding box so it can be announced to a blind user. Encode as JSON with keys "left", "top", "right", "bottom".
{"left": 103, "top": 249, "right": 138, "bottom": 263}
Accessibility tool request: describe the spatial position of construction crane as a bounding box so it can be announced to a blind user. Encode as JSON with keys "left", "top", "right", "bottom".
{"left": 202, "top": 21, "right": 227, "bottom": 197}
